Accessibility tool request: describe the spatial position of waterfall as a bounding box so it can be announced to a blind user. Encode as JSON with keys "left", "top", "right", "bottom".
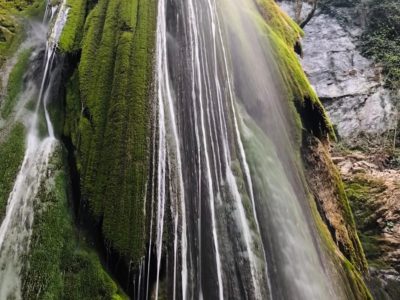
{"left": 0, "top": 3, "right": 69, "bottom": 298}
{"left": 150, "top": 0, "right": 346, "bottom": 298}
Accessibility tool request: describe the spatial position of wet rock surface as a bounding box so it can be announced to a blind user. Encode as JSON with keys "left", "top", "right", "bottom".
{"left": 280, "top": 1, "right": 398, "bottom": 143}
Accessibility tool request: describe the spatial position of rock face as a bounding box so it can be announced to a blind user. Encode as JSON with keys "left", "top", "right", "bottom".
{"left": 334, "top": 150, "right": 400, "bottom": 299}
{"left": 280, "top": 1, "right": 397, "bottom": 143}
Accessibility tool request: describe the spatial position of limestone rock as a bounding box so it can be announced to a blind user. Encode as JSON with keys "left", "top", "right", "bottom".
{"left": 280, "top": 1, "right": 398, "bottom": 143}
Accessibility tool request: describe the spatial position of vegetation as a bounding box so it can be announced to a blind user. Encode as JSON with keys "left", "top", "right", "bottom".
{"left": 257, "top": 0, "right": 334, "bottom": 140}
{"left": 1, "top": 48, "right": 31, "bottom": 118}
{"left": 0, "top": 0, "right": 43, "bottom": 69}
{"left": 62, "top": 0, "right": 156, "bottom": 263}
{"left": 360, "top": 0, "right": 400, "bottom": 90}
{"left": 320, "top": 0, "right": 360, "bottom": 9}
{"left": 22, "top": 146, "right": 126, "bottom": 299}
{"left": 344, "top": 175, "right": 388, "bottom": 267}
{"left": 0, "top": 123, "right": 25, "bottom": 221}
{"left": 256, "top": 1, "right": 371, "bottom": 297}
{"left": 58, "top": 0, "right": 88, "bottom": 52}
{"left": 319, "top": 0, "right": 400, "bottom": 90}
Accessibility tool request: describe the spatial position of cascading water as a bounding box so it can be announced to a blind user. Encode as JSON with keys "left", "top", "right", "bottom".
{"left": 143, "top": 0, "right": 349, "bottom": 299}
{"left": 0, "top": 2, "right": 69, "bottom": 298}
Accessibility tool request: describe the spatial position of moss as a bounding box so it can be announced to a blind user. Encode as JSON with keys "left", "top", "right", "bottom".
{"left": 256, "top": 0, "right": 335, "bottom": 140}
{"left": 62, "top": 0, "right": 156, "bottom": 262}
{"left": 345, "top": 176, "right": 386, "bottom": 229}
{"left": 255, "top": 1, "right": 366, "bottom": 273}
{"left": 0, "top": 123, "right": 25, "bottom": 222}
{"left": 0, "top": 0, "right": 43, "bottom": 69}
{"left": 0, "top": 13, "right": 23, "bottom": 70}
{"left": 305, "top": 182, "right": 372, "bottom": 300}
{"left": 58, "top": 0, "right": 88, "bottom": 52}
{"left": 344, "top": 175, "right": 390, "bottom": 268}
{"left": 255, "top": 0, "right": 303, "bottom": 46}
{"left": 341, "top": 259, "right": 374, "bottom": 300}
{"left": 1, "top": 48, "right": 31, "bottom": 118}
{"left": 334, "top": 171, "right": 368, "bottom": 270}
{"left": 63, "top": 70, "right": 81, "bottom": 145}
{"left": 22, "top": 146, "right": 126, "bottom": 299}
{"left": 238, "top": 2, "right": 370, "bottom": 297}
{"left": 301, "top": 141, "right": 372, "bottom": 298}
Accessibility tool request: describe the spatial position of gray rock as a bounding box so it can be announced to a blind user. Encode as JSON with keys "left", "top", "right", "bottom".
{"left": 280, "top": 1, "right": 398, "bottom": 142}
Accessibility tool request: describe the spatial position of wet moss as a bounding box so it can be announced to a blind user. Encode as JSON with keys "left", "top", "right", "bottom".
{"left": 63, "top": 70, "right": 81, "bottom": 148}
{"left": 58, "top": 0, "right": 88, "bottom": 52}
{"left": 344, "top": 175, "right": 389, "bottom": 268}
{"left": 1, "top": 48, "right": 31, "bottom": 118}
{"left": 62, "top": 0, "right": 156, "bottom": 263}
{"left": 341, "top": 259, "right": 374, "bottom": 300}
{"left": 22, "top": 145, "right": 126, "bottom": 299}
{"left": 0, "top": 0, "right": 43, "bottom": 69}
{"left": 0, "top": 123, "right": 25, "bottom": 222}
{"left": 255, "top": 0, "right": 303, "bottom": 46}
{"left": 345, "top": 176, "right": 386, "bottom": 230}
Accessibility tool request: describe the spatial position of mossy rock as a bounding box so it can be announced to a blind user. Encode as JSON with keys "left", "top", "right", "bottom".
{"left": 61, "top": 0, "right": 157, "bottom": 263}
{"left": 0, "top": 123, "right": 25, "bottom": 222}
{"left": 22, "top": 145, "right": 126, "bottom": 299}
{"left": 0, "top": 0, "right": 43, "bottom": 68}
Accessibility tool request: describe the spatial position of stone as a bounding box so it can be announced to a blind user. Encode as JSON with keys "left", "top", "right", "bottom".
{"left": 280, "top": 1, "right": 398, "bottom": 144}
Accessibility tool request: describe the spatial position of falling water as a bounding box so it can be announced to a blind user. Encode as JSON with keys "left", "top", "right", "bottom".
{"left": 0, "top": 2, "right": 69, "bottom": 298}
{"left": 149, "top": 0, "right": 347, "bottom": 298}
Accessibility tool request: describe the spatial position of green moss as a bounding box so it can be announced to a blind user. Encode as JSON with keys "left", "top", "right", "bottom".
{"left": 306, "top": 185, "right": 372, "bottom": 300}
{"left": 255, "top": 0, "right": 303, "bottom": 46}
{"left": 345, "top": 176, "right": 386, "bottom": 229}
{"left": 1, "top": 48, "right": 31, "bottom": 118}
{"left": 22, "top": 146, "right": 126, "bottom": 299}
{"left": 251, "top": 2, "right": 371, "bottom": 296}
{"left": 255, "top": 0, "right": 334, "bottom": 140}
{"left": 63, "top": 70, "right": 81, "bottom": 145}
{"left": 62, "top": 0, "right": 156, "bottom": 262}
{"left": 344, "top": 175, "right": 390, "bottom": 268}
{"left": 341, "top": 259, "right": 374, "bottom": 300}
{"left": 255, "top": 2, "right": 366, "bottom": 273}
{"left": 301, "top": 150, "right": 371, "bottom": 299}
{"left": 0, "top": 0, "right": 43, "bottom": 69}
{"left": 302, "top": 136, "right": 368, "bottom": 274}
{"left": 58, "top": 0, "right": 88, "bottom": 52}
{"left": 0, "top": 123, "right": 25, "bottom": 221}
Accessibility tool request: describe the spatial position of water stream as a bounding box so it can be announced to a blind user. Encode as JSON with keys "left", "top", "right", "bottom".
{"left": 145, "top": 0, "right": 346, "bottom": 299}
{"left": 0, "top": 2, "right": 69, "bottom": 298}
